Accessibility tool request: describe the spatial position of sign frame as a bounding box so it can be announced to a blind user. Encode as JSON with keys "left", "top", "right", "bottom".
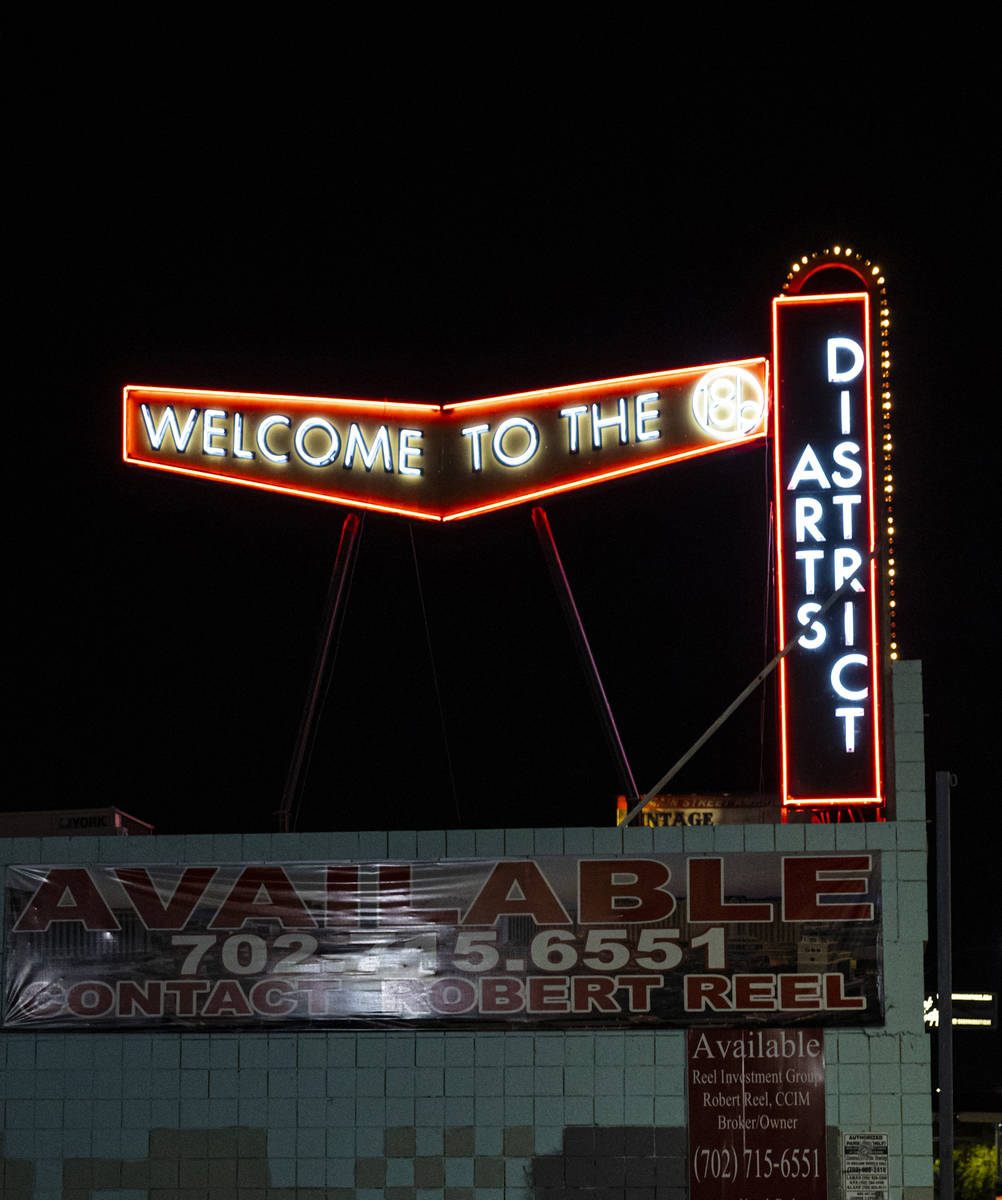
{"left": 122, "top": 358, "right": 769, "bottom": 523}
{"left": 772, "top": 290, "right": 884, "bottom": 809}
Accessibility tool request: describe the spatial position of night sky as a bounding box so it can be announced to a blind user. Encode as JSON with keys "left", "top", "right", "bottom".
{"left": 13, "top": 58, "right": 998, "bottom": 1045}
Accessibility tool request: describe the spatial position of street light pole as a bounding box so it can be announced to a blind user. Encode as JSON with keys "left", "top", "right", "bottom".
{"left": 936, "top": 770, "right": 955, "bottom": 1200}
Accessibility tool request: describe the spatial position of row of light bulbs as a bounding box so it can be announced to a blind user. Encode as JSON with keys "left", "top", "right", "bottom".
{"left": 783, "top": 247, "right": 897, "bottom": 661}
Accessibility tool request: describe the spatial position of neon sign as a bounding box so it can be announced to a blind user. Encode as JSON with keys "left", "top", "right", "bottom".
{"left": 123, "top": 359, "right": 768, "bottom": 522}
{"left": 772, "top": 292, "right": 882, "bottom": 807}
{"left": 123, "top": 258, "right": 891, "bottom": 816}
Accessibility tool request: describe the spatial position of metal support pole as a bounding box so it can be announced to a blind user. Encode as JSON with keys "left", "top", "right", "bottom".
{"left": 531, "top": 506, "right": 639, "bottom": 803}
{"left": 277, "top": 512, "right": 364, "bottom": 832}
{"left": 936, "top": 770, "right": 955, "bottom": 1200}
{"left": 620, "top": 550, "right": 879, "bottom": 828}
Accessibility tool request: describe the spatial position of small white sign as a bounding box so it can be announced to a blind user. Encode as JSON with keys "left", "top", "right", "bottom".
{"left": 842, "top": 1131, "right": 888, "bottom": 1200}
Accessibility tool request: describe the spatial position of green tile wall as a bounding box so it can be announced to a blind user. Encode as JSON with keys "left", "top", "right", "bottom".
{"left": 1, "top": 661, "right": 933, "bottom": 1199}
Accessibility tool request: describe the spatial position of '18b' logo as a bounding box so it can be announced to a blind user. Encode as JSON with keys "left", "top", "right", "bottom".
{"left": 691, "top": 367, "right": 765, "bottom": 440}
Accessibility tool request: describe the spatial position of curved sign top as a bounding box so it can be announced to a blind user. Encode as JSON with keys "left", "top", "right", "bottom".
{"left": 123, "top": 358, "right": 768, "bottom": 522}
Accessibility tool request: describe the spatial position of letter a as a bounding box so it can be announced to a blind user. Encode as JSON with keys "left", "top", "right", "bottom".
{"left": 787, "top": 444, "right": 831, "bottom": 490}
{"left": 13, "top": 868, "right": 120, "bottom": 932}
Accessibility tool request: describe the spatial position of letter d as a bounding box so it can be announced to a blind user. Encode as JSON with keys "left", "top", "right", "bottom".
{"left": 827, "top": 337, "right": 865, "bottom": 383}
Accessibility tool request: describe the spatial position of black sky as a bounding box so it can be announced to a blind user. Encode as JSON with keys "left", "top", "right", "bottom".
{"left": 12, "top": 55, "right": 997, "bottom": 1012}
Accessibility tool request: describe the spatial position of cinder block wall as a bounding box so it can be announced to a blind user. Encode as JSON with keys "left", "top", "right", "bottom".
{"left": 0, "top": 661, "right": 932, "bottom": 1200}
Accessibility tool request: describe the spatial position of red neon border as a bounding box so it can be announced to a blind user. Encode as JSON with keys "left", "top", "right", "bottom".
{"left": 441, "top": 359, "right": 766, "bottom": 414}
{"left": 772, "top": 292, "right": 883, "bottom": 808}
{"left": 123, "top": 359, "right": 769, "bottom": 523}
{"left": 122, "top": 386, "right": 445, "bottom": 522}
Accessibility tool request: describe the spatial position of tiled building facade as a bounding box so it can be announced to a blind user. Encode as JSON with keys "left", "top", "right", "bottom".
{"left": 1, "top": 662, "right": 932, "bottom": 1199}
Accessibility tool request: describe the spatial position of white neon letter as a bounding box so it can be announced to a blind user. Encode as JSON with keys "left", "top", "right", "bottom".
{"left": 635, "top": 392, "right": 661, "bottom": 442}
{"left": 795, "top": 549, "right": 824, "bottom": 595}
{"left": 462, "top": 424, "right": 490, "bottom": 471}
{"left": 794, "top": 497, "right": 825, "bottom": 543}
{"left": 140, "top": 405, "right": 199, "bottom": 453}
{"left": 491, "top": 416, "right": 539, "bottom": 467}
{"left": 399, "top": 429, "right": 424, "bottom": 476}
{"left": 840, "top": 391, "right": 852, "bottom": 435}
{"left": 832, "top": 441, "right": 862, "bottom": 488}
{"left": 832, "top": 494, "right": 862, "bottom": 538}
{"left": 834, "top": 547, "right": 865, "bottom": 592}
{"left": 831, "top": 653, "right": 869, "bottom": 701}
{"left": 796, "top": 602, "right": 826, "bottom": 650}
{"left": 591, "top": 398, "right": 628, "bottom": 449}
{"left": 257, "top": 414, "right": 291, "bottom": 464}
{"left": 835, "top": 706, "right": 865, "bottom": 752}
{"left": 787, "top": 444, "right": 831, "bottom": 490}
{"left": 844, "top": 600, "right": 856, "bottom": 646}
{"left": 560, "top": 406, "right": 588, "bottom": 453}
{"left": 827, "top": 337, "right": 865, "bottom": 384}
{"left": 233, "top": 413, "right": 255, "bottom": 460}
{"left": 344, "top": 424, "right": 392, "bottom": 472}
{"left": 294, "top": 417, "right": 340, "bottom": 467}
{"left": 202, "top": 409, "right": 227, "bottom": 457}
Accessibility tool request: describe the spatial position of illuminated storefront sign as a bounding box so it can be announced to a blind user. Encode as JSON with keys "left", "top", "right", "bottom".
{"left": 3, "top": 853, "right": 882, "bottom": 1031}
{"left": 123, "top": 359, "right": 768, "bottom": 522}
{"left": 772, "top": 293, "right": 882, "bottom": 807}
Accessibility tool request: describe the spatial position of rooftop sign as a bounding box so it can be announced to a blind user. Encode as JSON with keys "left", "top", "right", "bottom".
{"left": 123, "top": 359, "right": 768, "bottom": 522}
{"left": 772, "top": 293, "right": 882, "bottom": 807}
{"left": 122, "top": 251, "right": 892, "bottom": 814}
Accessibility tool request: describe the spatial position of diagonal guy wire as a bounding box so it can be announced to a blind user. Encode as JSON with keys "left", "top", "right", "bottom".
{"left": 620, "top": 547, "right": 880, "bottom": 827}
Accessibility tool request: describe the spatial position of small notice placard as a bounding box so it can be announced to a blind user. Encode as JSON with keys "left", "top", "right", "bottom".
{"left": 842, "top": 1131, "right": 889, "bottom": 1200}
{"left": 687, "top": 1027, "right": 827, "bottom": 1200}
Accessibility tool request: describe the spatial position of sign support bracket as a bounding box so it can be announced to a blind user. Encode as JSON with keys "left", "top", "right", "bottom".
{"left": 621, "top": 551, "right": 878, "bottom": 827}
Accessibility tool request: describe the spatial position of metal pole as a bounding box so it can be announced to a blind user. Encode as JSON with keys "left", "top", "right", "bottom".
{"left": 620, "top": 550, "right": 878, "bottom": 828}
{"left": 531, "top": 505, "right": 639, "bottom": 803}
{"left": 936, "top": 770, "right": 955, "bottom": 1200}
{"left": 277, "top": 512, "right": 364, "bottom": 832}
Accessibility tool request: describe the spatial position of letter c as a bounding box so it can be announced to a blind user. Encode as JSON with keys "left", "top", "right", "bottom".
{"left": 831, "top": 653, "right": 869, "bottom": 701}
{"left": 257, "top": 415, "right": 291, "bottom": 464}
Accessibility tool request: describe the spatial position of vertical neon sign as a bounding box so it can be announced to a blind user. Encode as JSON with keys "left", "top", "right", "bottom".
{"left": 773, "top": 292, "right": 883, "bottom": 808}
